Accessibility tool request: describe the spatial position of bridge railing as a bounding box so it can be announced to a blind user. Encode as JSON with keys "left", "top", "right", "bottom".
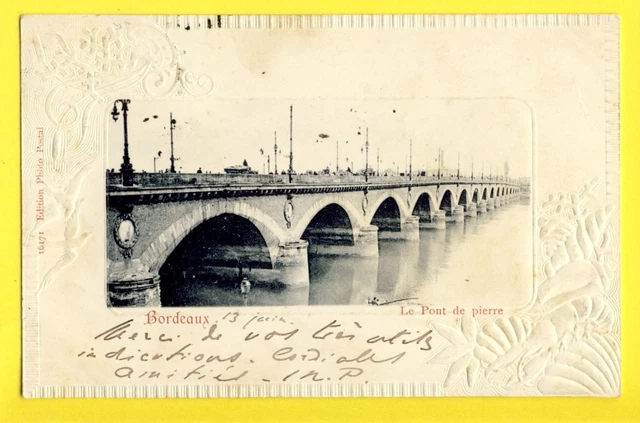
{"left": 106, "top": 171, "right": 517, "bottom": 188}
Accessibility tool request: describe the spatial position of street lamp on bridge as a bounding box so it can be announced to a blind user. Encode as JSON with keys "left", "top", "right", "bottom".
{"left": 409, "top": 138, "right": 413, "bottom": 182}
{"left": 169, "top": 113, "right": 180, "bottom": 173}
{"left": 288, "top": 105, "right": 294, "bottom": 183}
{"left": 273, "top": 131, "right": 278, "bottom": 175}
{"left": 471, "top": 157, "right": 474, "bottom": 180}
{"left": 111, "top": 99, "right": 134, "bottom": 186}
{"left": 358, "top": 128, "right": 370, "bottom": 181}
{"left": 365, "top": 127, "right": 370, "bottom": 183}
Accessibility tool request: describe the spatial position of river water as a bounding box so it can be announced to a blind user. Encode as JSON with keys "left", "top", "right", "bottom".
{"left": 161, "top": 198, "right": 532, "bottom": 309}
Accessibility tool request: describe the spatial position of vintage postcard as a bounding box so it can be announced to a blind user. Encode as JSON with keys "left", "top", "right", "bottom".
{"left": 21, "top": 14, "right": 620, "bottom": 398}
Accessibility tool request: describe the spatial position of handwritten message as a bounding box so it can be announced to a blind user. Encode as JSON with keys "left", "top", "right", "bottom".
{"left": 76, "top": 310, "right": 437, "bottom": 384}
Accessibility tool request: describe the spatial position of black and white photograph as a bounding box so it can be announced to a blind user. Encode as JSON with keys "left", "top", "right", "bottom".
{"left": 106, "top": 98, "right": 532, "bottom": 308}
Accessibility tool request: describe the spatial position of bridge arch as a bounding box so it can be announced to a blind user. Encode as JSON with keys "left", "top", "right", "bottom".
{"left": 300, "top": 204, "right": 356, "bottom": 251}
{"left": 482, "top": 187, "right": 488, "bottom": 200}
{"left": 458, "top": 189, "right": 468, "bottom": 207}
{"left": 140, "top": 201, "right": 287, "bottom": 274}
{"left": 501, "top": 187, "right": 505, "bottom": 196}
{"left": 411, "top": 192, "right": 436, "bottom": 221}
{"left": 368, "top": 192, "right": 408, "bottom": 222}
{"left": 369, "top": 194, "right": 405, "bottom": 232}
{"left": 293, "top": 195, "right": 364, "bottom": 242}
{"left": 472, "top": 188, "right": 479, "bottom": 203}
{"left": 439, "top": 189, "right": 456, "bottom": 215}
{"left": 490, "top": 187, "right": 495, "bottom": 198}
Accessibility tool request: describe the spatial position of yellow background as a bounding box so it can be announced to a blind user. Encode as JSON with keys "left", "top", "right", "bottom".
{"left": 1, "top": 1, "right": 637, "bottom": 422}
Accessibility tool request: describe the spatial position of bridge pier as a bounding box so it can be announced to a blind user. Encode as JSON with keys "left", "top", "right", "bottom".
{"left": 355, "top": 225, "right": 380, "bottom": 256}
{"left": 402, "top": 216, "right": 420, "bottom": 240}
{"left": 107, "top": 260, "right": 161, "bottom": 307}
{"left": 446, "top": 206, "right": 465, "bottom": 223}
{"left": 307, "top": 225, "right": 379, "bottom": 257}
{"left": 274, "top": 240, "right": 310, "bottom": 287}
{"left": 477, "top": 200, "right": 487, "bottom": 214}
{"left": 487, "top": 198, "right": 495, "bottom": 210}
{"left": 378, "top": 216, "right": 420, "bottom": 240}
{"left": 419, "top": 210, "right": 446, "bottom": 230}
{"left": 464, "top": 203, "right": 477, "bottom": 218}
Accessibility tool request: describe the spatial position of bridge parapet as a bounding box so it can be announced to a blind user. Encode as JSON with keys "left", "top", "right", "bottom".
{"left": 107, "top": 172, "right": 519, "bottom": 196}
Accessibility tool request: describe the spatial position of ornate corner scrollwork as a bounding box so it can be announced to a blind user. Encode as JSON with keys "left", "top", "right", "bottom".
{"left": 25, "top": 16, "right": 215, "bottom": 187}
{"left": 23, "top": 16, "right": 216, "bottom": 290}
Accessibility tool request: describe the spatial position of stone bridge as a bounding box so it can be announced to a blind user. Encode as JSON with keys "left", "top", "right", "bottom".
{"left": 106, "top": 174, "right": 523, "bottom": 307}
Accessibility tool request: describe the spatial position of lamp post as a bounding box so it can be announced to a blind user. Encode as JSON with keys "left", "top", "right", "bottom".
{"left": 409, "top": 138, "right": 413, "bottom": 182}
{"left": 336, "top": 139, "right": 339, "bottom": 174}
{"left": 169, "top": 112, "right": 178, "bottom": 173}
{"left": 365, "top": 127, "right": 369, "bottom": 183}
{"left": 471, "top": 157, "right": 474, "bottom": 180}
{"left": 273, "top": 131, "right": 278, "bottom": 175}
{"left": 288, "top": 105, "right": 294, "bottom": 183}
{"left": 111, "top": 99, "right": 134, "bottom": 186}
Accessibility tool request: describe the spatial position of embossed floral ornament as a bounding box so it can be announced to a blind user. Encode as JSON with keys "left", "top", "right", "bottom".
{"left": 536, "top": 178, "right": 617, "bottom": 311}
{"left": 429, "top": 316, "right": 481, "bottom": 388}
{"left": 23, "top": 17, "right": 215, "bottom": 292}
{"left": 426, "top": 179, "right": 619, "bottom": 396}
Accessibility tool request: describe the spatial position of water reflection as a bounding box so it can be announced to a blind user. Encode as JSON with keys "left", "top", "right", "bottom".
{"left": 162, "top": 278, "right": 310, "bottom": 307}
{"left": 311, "top": 198, "right": 532, "bottom": 308}
{"left": 162, "top": 198, "right": 531, "bottom": 308}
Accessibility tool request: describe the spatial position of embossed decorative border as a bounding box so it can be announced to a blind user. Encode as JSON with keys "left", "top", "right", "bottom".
{"left": 21, "top": 14, "right": 620, "bottom": 398}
